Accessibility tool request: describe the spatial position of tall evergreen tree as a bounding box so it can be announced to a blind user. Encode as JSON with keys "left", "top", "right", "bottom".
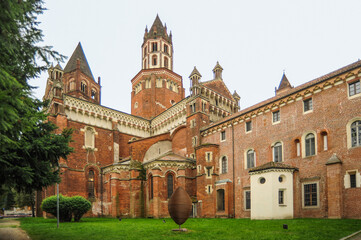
{"left": 0, "top": 0, "right": 73, "bottom": 197}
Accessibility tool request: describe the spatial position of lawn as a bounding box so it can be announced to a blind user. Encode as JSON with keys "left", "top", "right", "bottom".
{"left": 19, "top": 217, "right": 361, "bottom": 240}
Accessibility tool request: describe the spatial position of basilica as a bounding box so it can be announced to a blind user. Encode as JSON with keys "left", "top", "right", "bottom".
{"left": 38, "top": 15, "right": 361, "bottom": 219}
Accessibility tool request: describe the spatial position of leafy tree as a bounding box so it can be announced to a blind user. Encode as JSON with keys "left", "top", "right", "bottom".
{"left": 0, "top": 0, "right": 73, "bottom": 203}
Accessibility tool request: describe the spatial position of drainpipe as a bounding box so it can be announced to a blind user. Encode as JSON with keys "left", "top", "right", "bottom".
{"left": 100, "top": 168, "right": 103, "bottom": 217}
{"left": 232, "top": 123, "right": 235, "bottom": 218}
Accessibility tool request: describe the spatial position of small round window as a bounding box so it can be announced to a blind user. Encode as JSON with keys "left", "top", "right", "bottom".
{"left": 279, "top": 175, "right": 285, "bottom": 183}
{"left": 259, "top": 177, "right": 266, "bottom": 184}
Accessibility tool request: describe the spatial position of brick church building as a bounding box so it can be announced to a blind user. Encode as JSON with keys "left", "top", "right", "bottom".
{"left": 38, "top": 16, "right": 361, "bottom": 219}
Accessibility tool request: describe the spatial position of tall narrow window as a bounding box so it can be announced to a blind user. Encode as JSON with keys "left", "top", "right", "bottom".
{"left": 85, "top": 127, "right": 95, "bottom": 148}
{"left": 247, "top": 149, "right": 255, "bottom": 169}
{"left": 350, "top": 173, "right": 356, "bottom": 188}
{"left": 321, "top": 132, "right": 328, "bottom": 151}
{"left": 303, "top": 98, "right": 313, "bottom": 112}
{"left": 349, "top": 80, "right": 361, "bottom": 97}
{"left": 305, "top": 133, "right": 316, "bottom": 156}
{"left": 164, "top": 57, "right": 168, "bottom": 68}
{"left": 81, "top": 82, "right": 87, "bottom": 93}
{"left": 221, "top": 156, "right": 227, "bottom": 174}
{"left": 167, "top": 174, "right": 174, "bottom": 198}
{"left": 295, "top": 139, "right": 301, "bottom": 157}
{"left": 245, "top": 191, "right": 251, "bottom": 210}
{"left": 149, "top": 175, "right": 153, "bottom": 199}
{"left": 304, "top": 183, "right": 318, "bottom": 207}
{"left": 164, "top": 44, "right": 168, "bottom": 54}
{"left": 88, "top": 170, "right": 95, "bottom": 198}
{"left": 351, "top": 120, "right": 361, "bottom": 147}
{"left": 217, "top": 189, "right": 225, "bottom": 211}
{"left": 273, "top": 142, "right": 282, "bottom": 162}
{"left": 144, "top": 46, "right": 147, "bottom": 56}
{"left": 152, "top": 56, "right": 157, "bottom": 66}
{"left": 279, "top": 190, "right": 285, "bottom": 205}
{"left": 91, "top": 89, "right": 96, "bottom": 100}
{"left": 152, "top": 42, "right": 158, "bottom": 52}
{"left": 272, "top": 110, "right": 280, "bottom": 123}
{"left": 221, "top": 131, "right": 226, "bottom": 141}
{"left": 69, "top": 81, "right": 75, "bottom": 91}
{"left": 246, "top": 121, "right": 252, "bottom": 132}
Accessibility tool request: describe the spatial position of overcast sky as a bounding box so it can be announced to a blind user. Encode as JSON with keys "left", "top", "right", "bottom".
{"left": 30, "top": 0, "right": 361, "bottom": 113}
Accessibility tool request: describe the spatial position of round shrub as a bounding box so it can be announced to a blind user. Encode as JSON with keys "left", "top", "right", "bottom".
{"left": 41, "top": 194, "right": 72, "bottom": 222}
{"left": 69, "top": 196, "right": 91, "bottom": 222}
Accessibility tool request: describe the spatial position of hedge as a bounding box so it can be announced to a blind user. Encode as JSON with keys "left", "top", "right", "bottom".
{"left": 41, "top": 195, "right": 91, "bottom": 222}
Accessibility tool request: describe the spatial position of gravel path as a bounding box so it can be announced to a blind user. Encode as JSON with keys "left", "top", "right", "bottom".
{"left": 0, "top": 218, "right": 30, "bottom": 240}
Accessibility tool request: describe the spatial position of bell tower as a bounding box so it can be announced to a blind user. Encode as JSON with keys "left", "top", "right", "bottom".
{"left": 142, "top": 15, "right": 173, "bottom": 71}
{"left": 131, "top": 15, "right": 185, "bottom": 119}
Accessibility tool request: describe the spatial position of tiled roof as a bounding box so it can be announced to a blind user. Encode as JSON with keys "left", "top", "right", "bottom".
{"left": 248, "top": 162, "right": 298, "bottom": 173}
{"left": 202, "top": 79, "right": 234, "bottom": 100}
{"left": 64, "top": 42, "right": 95, "bottom": 80}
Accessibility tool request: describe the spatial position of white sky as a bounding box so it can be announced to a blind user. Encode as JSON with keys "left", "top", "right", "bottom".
{"left": 30, "top": 0, "right": 361, "bottom": 113}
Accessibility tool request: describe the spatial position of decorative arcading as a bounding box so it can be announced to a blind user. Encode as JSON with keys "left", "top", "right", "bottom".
{"left": 150, "top": 97, "right": 188, "bottom": 134}
{"left": 64, "top": 95, "right": 151, "bottom": 136}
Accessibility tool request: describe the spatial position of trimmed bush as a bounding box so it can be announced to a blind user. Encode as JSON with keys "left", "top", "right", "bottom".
{"left": 69, "top": 196, "right": 91, "bottom": 222}
{"left": 41, "top": 194, "right": 72, "bottom": 222}
{"left": 41, "top": 195, "right": 91, "bottom": 222}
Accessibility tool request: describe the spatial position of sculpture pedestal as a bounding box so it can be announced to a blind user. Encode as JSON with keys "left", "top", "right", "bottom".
{"left": 172, "top": 228, "right": 188, "bottom": 232}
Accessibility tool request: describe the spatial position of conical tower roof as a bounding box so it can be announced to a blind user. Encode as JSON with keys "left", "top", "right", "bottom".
{"left": 213, "top": 61, "right": 223, "bottom": 71}
{"left": 64, "top": 42, "right": 95, "bottom": 80}
{"left": 277, "top": 73, "right": 292, "bottom": 91}
{"left": 144, "top": 15, "right": 171, "bottom": 44}
{"left": 189, "top": 66, "right": 202, "bottom": 78}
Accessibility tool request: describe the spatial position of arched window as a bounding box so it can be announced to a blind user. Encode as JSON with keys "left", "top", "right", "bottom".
{"left": 149, "top": 174, "right": 153, "bottom": 199}
{"left": 351, "top": 120, "right": 361, "bottom": 147}
{"left": 246, "top": 150, "right": 255, "bottom": 169}
{"left": 152, "top": 55, "right": 157, "bottom": 66}
{"left": 69, "top": 81, "right": 75, "bottom": 91}
{"left": 164, "top": 44, "right": 168, "bottom": 54}
{"left": 85, "top": 127, "right": 95, "bottom": 148}
{"left": 88, "top": 170, "right": 95, "bottom": 198}
{"left": 81, "top": 81, "right": 87, "bottom": 93}
{"left": 167, "top": 174, "right": 174, "bottom": 198}
{"left": 221, "top": 156, "right": 227, "bottom": 174}
{"left": 273, "top": 142, "right": 282, "bottom": 162}
{"left": 144, "top": 59, "right": 147, "bottom": 69}
{"left": 305, "top": 133, "right": 315, "bottom": 156}
{"left": 91, "top": 89, "right": 97, "bottom": 100}
{"left": 164, "top": 57, "right": 168, "bottom": 68}
{"left": 144, "top": 46, "right": 147, "bottom": 57}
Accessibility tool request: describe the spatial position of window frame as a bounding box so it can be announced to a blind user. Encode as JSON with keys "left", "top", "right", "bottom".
{"left": 87, "top": 170, "right": 95, "bottom": 199}
{"left": 305, "top": 133, "right": 316, "bottom": 157}
{"left": 246, "top": 121, "right": 252, "bottom": 133}
{"left": 302, "top": 182, "right": 319, "bottom": 208}
{"left": 272, "top": 110, "right": 280, "bottom": 124}
{"left": 220, "top": 156, "right": 228, "bottom": 174}
{"left": 167, "top": 173, "right": 174, "bottom": 199}
{"left": 273, "top": 142, "right": 283, "bottom": 162}
{"left": 246, "top": 149, "right": 255, "bottom": 169}
{"left": 303, "top": 98, "right": 313, "bottom": 113}
{"left": 348, "top": 80, "right": 361, "bottom": 98}
{"left": 244, "top": 190, "right": 251, "bottom": 211}
{"left": 220, "top": 130, "right": 226, "bottom": 142}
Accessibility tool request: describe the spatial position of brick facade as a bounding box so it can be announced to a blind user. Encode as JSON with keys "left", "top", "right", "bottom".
{"left": 38, "top": 16, "right": 361, "bottom": 220}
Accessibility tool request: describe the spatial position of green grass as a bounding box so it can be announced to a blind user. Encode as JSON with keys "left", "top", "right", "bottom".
{"left": 19, "top": 217, "right": 361, "bottom": 240}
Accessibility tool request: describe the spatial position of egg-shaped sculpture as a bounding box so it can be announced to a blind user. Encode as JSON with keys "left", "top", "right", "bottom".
{"left": 168, "top": 187, "right": 192, "bottom": 226}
